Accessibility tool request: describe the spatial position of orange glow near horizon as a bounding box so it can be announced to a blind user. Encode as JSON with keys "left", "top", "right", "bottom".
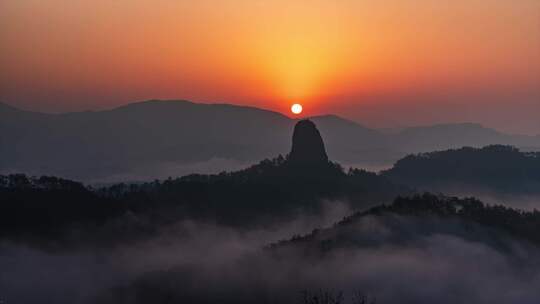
{"left": 1, "top": 0, "right": 539, "bottom": 133}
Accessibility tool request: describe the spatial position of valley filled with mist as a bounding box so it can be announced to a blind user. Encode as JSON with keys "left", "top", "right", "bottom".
{"left": 2, "top": 114, "right": 540, "bottom": 303}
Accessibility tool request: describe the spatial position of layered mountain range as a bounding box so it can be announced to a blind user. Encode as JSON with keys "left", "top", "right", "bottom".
{"left": 3, "top": 117, "right": 540, "bottom": 304}
{"left": 2, "top": 100, "right": 539, "bottom": 181}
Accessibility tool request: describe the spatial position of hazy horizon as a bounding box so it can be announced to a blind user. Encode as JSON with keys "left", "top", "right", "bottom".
{"left": 2, "top": 0, "right": 539, "bottom": 135}
{"left": 3, "top": 98, "right": 540, "bottom": 136}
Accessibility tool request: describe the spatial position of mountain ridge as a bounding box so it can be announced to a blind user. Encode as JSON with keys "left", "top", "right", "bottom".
{"left": 2, "top": 99, "right": 538, "bottom": 136}
{"left": 382, "top": 145, "right": 540, "bottom": 198}
{"left": 1, "top": 99, "right": 539, "bottom": 181}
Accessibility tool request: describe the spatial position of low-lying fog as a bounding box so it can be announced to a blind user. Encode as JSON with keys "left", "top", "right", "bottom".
{"left": 2, "top": 200, "right": 540, "bottom": 304}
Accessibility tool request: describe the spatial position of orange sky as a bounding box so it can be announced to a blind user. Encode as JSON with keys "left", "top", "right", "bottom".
{"left": 1, "top": 0, "right": 539, "bottom": 133}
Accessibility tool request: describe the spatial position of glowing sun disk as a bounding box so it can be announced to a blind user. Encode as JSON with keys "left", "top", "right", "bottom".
{"left": 291, "top": 103, "right": 303, "bottom": 114}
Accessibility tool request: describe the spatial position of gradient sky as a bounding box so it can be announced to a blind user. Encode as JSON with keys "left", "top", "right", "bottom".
{"left": 1, "top": 0, "right": 539, "bottom": 134}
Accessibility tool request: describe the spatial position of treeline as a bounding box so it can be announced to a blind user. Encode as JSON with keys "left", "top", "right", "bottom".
{"left": 0, "top": 157, "right": 407, "bottom": 244}
{"left": 0, "top": 174, "right": 88, "bottom": 191}
{"left": 0, "top": 174, "right": 124, "bottom": 241}
{"left": 98, "top": 155, "right": 407, "bottom": 226}
{"left": 383, "top": 193, "right": 540, "bottom": 244}
{"left": 276, "top": 193, "right": 540, "bottom": 251}
{"left": 383, "top": 145, "right": 540, "bottom": 193}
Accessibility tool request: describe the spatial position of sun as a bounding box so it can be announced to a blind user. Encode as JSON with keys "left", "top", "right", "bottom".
{"left": 291, "top": 103, "right": 303, "bottom": 114}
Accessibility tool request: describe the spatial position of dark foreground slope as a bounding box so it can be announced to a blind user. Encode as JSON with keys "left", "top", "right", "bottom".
{"left": 0, "top": 165, "right": 406, "bottom": 245}
{"left": 0, "top": 175, "right": 124, "bottom": 242}
{"left": 273, "top": 193, "right": 540, "bottom": 252}
{"left": 100, "top": 194, "right": 540, "bottom": 304}
{"left": 3, "top": 175, "right": 540, "bottom": 303}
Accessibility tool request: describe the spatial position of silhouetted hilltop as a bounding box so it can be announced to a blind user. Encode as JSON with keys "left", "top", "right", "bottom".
{"left": 271, "top": 193, "right": 540, "bottom": 255}
{"left": 288, "top": 120, "right": 329, "bottom": 165}
{"left": 0, "top": 174, "right": 122, "bottom": 240}
{"left": 383, "top": 145, "right": 540, "bottom": 194}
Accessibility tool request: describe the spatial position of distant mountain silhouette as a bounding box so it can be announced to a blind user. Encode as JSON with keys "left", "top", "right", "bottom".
{"left": 382, "top": 145, "right": 540, "bottom": 194}
{"left": 1, "top": 100, "right": 538, "bottom": 181}
{"left": 391, "top": 123, "right": 534, "bottom": 152}
{"left": 0, "top": 100, "right": 293, "bottom": 181}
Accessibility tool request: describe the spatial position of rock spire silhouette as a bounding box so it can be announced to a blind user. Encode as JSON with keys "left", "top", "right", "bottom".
{"left": 288, "top": 120, "right": 329, "bottom": 165}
